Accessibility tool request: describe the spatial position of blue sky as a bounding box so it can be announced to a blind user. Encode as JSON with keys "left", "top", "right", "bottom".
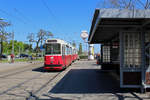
{"left": 0, "top": 0, "right": 101, "bottom": 53}
{"left": 1, "top": 0, "right": 146, "bottom": 53}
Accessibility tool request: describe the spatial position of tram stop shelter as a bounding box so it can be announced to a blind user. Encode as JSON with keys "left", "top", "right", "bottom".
{"left": 88, "top": 8, "right": 150, "bottom": 92}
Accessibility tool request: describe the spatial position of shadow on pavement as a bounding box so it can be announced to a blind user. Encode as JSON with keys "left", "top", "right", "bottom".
{"left": 49, "top": 69, "right": 149, "bottom": 100}
{"left": 50, "top": 69, "right": 121, "bottom": 93}
{"left": 32, "top": 67, "right": 62, "bottom": 73}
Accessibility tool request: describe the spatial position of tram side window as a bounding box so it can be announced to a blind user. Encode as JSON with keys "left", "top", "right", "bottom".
{"left": 70, "top": 48, "right": 72, "bottom": 54}
{"left": 46, "top": 44, "right": 61, "bottom": 54}
{"left": 62, "top": 45, "right": 65, "bottom": 55}
{"left": 65, "top": 46, "right": 67, "bottom": 55}
{"left": 68, "top": 47, "right": 70, "bottom": 55}
{"left": 73, "top": 49, "right": 74, "bottom": 54}
{"left": 66, "top": 46, "right": 69, "bottom": 55}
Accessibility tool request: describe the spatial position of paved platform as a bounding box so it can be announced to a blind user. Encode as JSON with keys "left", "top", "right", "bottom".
{"left": 38, "top": 60, "right": 150, "bottom": 100}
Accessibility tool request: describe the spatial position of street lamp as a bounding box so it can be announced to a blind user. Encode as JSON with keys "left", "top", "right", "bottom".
{"left": 81, "top": 30, "right": 88, "bottom": 56}
{"left": 80, "top": 30, "right": 94, "bottom": 60}
{"left": 80, "top": 30, "right": 88, "bottom": 43}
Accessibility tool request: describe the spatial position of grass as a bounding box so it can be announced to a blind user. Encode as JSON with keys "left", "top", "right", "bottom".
{"left": 0, "top": 57, "right": 44, "bottom": 63}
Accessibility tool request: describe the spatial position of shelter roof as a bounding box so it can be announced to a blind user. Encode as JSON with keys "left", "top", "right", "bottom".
{"left": 88, "top": 9, "right": 150, "bottom": 44}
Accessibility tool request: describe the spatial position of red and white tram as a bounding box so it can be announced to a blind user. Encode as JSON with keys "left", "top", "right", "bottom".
{"left": 44, "top": 39, "right": 78, "bottom": 70}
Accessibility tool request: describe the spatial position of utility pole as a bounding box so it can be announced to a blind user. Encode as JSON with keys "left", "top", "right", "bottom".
{"left": 12, "top": 31, "right": 14, "bottom": 55}
{"left": 0, "top": 18, "right": 4, "bottom": 60}
{"left": 19, "top": 46, "right": 20, "bottom": 56}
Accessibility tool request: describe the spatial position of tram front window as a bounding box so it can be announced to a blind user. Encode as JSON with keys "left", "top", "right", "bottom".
{"left": 46, "top": 44, "right": 61, "bottom": 54}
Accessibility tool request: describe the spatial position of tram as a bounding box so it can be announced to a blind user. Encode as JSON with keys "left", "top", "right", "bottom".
{"left": 44, "top": 39, "right": 78, "bottom": 70}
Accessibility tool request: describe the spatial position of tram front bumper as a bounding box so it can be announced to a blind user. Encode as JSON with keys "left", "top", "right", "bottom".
{"left": 44, "top": 64, "right": 63, "bottom": 70}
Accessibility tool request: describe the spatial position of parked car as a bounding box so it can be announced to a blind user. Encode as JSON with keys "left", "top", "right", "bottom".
{"left": 1, "top": 54, "right": 7, "bottom": 58}
{"left": 19, "top": 54, "right": 29, "bottom": 58}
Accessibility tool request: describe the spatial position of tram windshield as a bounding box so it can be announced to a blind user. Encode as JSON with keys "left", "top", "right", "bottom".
{"left": 46, "top": 43, "right": 61, "bottom": 55}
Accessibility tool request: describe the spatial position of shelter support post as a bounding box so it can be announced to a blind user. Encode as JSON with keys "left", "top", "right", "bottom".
{"left": 119, "top": 31, "right": 124, "bottom": 87}
{"left": 141, "top": 30, "right": 146, "bottom": 93}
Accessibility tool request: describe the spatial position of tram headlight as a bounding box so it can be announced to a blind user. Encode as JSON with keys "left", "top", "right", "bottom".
{"left": 50, "top": 57, "right": 54, "bottom": 60}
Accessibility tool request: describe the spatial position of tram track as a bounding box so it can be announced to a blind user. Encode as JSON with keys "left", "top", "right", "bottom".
{"left": 0, "top": 66, "right": 64, "bottom": 99}
{"left": 0, "top": 72, "right": 42, "bottom": 96}
{"left": 0, "top": 62, "right": 43, "bottom": 78}
{"left": 33, "top": 71, "right": 62, "bottom": 95}
{"left": 0, "top": 63, "right": 43, "bottom": 96}
{"left": 26, "top": 67, "right": 72, "bottom": 99}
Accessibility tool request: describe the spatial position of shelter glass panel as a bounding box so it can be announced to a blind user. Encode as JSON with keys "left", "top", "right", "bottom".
{"left": 102, "top": 46, "right": 110, "bottom": 63}
{"left": 123, "top": 33, "right": 141, "bottom": 68}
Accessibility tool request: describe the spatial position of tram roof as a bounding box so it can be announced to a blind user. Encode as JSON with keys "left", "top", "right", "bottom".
{"left": 46, "top": 38, "right": 73, "bottom": 47}
{"left": 88, "top": 8, "right": 150, "bottom": 44}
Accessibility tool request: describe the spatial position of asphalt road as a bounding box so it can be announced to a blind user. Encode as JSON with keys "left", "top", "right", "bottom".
{"left": 0, "top": 60, "right": 150, "bottom": 100}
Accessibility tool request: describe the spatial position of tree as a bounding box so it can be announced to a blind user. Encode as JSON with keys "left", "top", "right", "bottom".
{"left": 35, "top": 29, "right": 53, "bottom": 54}
{"left": 78, "top": 43, "right": 82, "bottom": 55}
{"left": 27, "top": 33, "right": 34, "bottom": 43}
{"left": 72, "top": 41, "right": 76, "bottom": 48}
{"left": 26, "top": 29, "right": 53, "bottom": 55}
{"left": 0, "top": 19, "right": 11, "bottom": 59}
{"left": 27, "top": 33, "right": 35, "bottom": 53}
{"left": 4, "top": 40, "right": 25, "bottom": 55}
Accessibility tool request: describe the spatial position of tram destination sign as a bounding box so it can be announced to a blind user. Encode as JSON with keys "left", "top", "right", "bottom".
{"left": 47, "top": 40, "right": 57, "bottom": 42}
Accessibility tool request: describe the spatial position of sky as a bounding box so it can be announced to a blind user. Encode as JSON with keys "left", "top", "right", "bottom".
{"left": 0, "top": 0, "right": 147, "bottom": 53}
{"left": 0, "top": 0, "right": 102, "bottom": 53}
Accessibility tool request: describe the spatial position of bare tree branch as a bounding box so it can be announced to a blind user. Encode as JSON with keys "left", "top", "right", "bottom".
{"left": 145, "top": 0, "right": 150, "bottom": 9}
{"left": 0, "top": 20, "right": 11, "bottom": 60}
{"left": 105, "top": 0, "right": 150, "bottom": 9}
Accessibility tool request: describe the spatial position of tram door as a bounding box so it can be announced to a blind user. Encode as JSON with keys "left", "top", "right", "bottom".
{"left": 62, "top": 45, "right": 66, "bottom": 67}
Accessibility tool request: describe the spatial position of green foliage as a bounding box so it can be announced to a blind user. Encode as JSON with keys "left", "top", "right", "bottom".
{"left": 3, "top": 40, "right": 33, "bottom": 55}
{"left": 78, "top": 43, "right": 82, "bottom": 55}
{"left": 72, "top": 41, "right": 76, "bottom": 47}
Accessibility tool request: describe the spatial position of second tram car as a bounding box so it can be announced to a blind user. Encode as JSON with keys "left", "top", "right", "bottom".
{"left": 44, "top": 39, "right": 78, "bottom": 70}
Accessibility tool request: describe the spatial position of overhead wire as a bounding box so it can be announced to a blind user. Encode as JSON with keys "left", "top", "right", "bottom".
{"left": 13, "top": 8, "right": 30, "bottom": 22}
{"left": 0, "top": 9, "right": 27, "bottom": 24}
{"left": 137, "top": 0, "right": 150, "bottom": 9}
{"left": 13, "top": 8, "right": 38, "bottom": 29}
{"left": 40, "top": 0, "right": 74, "bottom": 43}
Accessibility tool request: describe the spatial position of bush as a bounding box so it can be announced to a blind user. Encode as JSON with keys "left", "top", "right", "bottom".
{"left": 79, "top": 55, "right": 88, "bottom": 59}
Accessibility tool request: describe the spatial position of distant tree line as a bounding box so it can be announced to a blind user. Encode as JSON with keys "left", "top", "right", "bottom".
{"left": 3, "top": 40, "right": 32, "bottom": 55}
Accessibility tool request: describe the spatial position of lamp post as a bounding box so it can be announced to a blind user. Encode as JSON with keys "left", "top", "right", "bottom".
{"left": 11, "top": 31, "right": 14, "bottom": 55}
{"left": 81, "top": 30, "right": 88, "bottom": 56}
